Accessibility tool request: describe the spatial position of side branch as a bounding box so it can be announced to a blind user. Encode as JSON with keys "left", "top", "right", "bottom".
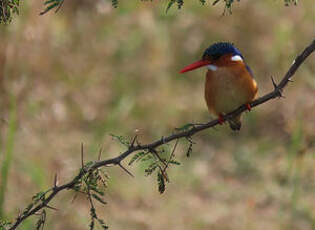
{"left": 8, "top": 39, "right": 315, "bottom": 230}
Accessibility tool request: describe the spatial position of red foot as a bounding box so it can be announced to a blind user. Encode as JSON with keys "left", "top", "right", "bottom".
{"left": 218, "top": 114, "right": 225, "bottom": 125}
{"left": 246, "top": 103, "right": 252, "bottom": 111}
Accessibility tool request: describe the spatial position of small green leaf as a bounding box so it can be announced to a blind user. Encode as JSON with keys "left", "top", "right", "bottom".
{"left": 97, "top": 218, "right": 109, "bottom": 230}
{"left": 112, "top": 0, "right": 118, "bottom": 8}
{"left": 85, "top": 161, "right": 94, "bottom": 168}
{"left": 176, "top": 0, "right": 184, "bottom": 9}
{"left": 45, "top": 2, "right": 59, "bottom": 12}
{"left": 12, "top": 6, "right": 19, "bottom": 14}
{"left": 44, "top": 0, "right": 56, "bottom": 5}
{"left": 92, "top": 194, "right": 107, "bottom": 205}
{"left": 89, "top": 185, "right": 104, "bottom": 196}
{"left": 90, "top": 207, "right": 97, "bottom": 218}
{"left": 141, "top": 154, "right": 153, "bottom": 162}
{"left": 157, "top": 172, "right": 165, "bottom": 194}
{"left": 0, "top": 220, "right": 12, "bottom": 229}
{"left": 169, "top": 160, "right": 181, "bottom": 165}
{"left": 89, "top": 219, "right": 95, "bottom": 230}
{"left": 144, "top": 162, "right": 158, "bottom": 176}
{"left": 23, "top": 203, "right": 33, "bottom": 215}
{"left": 32, "top": 191, "right": 45, "bottom": 202}
{"left": 186, "top": 142, "right": 193, "bottom": 157}
{"left": 128, "top": 151, "right": 145, "bottom": 165}
{"left": 110, "top": 134, "right": 130, "bottom": 147}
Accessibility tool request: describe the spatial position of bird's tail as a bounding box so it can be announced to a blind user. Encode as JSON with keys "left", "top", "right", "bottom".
{"left": 228, "top": 114, "right": 242, "bottom": 131}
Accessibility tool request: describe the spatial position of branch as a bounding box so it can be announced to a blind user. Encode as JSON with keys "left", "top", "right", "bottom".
{"left": 8, "top": 39, "right": 315, "bottom": 230}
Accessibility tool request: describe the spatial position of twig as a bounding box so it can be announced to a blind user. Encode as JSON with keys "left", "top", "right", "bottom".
{"left": 149, "top": 148, "right": 168, "bottom": 167}
{"left": 118, "top": 163, "right": 134, "bottom": 177}
{"left": 162, "top": 139, "right": 179, "bottom": 173}
{"left": 8, "top": 39, "right": 315, "bottom": 230}
{"left": 44, "top": 205, "right": 58, "bottom": 211}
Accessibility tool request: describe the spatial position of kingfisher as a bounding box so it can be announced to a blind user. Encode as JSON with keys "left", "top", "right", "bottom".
{"left": 180, "top": 42, "right": 258, "bottom": 130}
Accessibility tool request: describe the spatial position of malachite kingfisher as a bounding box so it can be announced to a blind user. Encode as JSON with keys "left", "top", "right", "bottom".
{"left": 180, "top": 42, "right": 258, "bottom": 130}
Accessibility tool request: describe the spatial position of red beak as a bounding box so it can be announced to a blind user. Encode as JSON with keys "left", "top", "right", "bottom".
{"left": 179, "top": 60, "right": 211, "bottom": 73}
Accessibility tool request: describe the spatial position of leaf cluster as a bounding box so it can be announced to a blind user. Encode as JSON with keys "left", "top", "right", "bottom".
{"left": 127, "top": 141, "right": 181, "bottom": 194}
{"left": 73, "top": 167, "right": 109, "bottom": 205}
{"left": 71, "top": 166, "right": 109, "bottom": 229}
{"left": 0, "top": 0, "right": 300, "bottom": 24}
{"left": 0, "top": 220, "right": 11, "bottom": 230}
{"left": 0, "top": 0, "right": 19, "bottom": 24}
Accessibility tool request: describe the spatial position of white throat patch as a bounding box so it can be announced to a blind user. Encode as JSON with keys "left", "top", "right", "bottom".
{"left": 231, "top": 55, "right": 243, "bottom": 62}
{"left": 207, "top": 64, "right": 218, "bottom": 71}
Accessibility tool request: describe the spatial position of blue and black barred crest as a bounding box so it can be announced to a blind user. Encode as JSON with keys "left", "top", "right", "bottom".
{"left": 202, "top": 42, "right": 243, "bottom": 60}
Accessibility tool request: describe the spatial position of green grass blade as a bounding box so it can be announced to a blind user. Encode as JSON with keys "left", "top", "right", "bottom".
{"left": 0, "top": 95, "right": 17, "bottom": 218}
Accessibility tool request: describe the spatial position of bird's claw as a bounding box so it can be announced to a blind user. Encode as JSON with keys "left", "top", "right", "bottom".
{"left": 218, "top": 114, "right": 225, "bottom": 125}
{"left": 246, "top": 103, "right": 251, "bottom": 111}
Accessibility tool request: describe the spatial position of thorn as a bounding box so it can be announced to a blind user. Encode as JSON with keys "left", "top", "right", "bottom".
{"left": 130, "top": 135, "right": 137, "bottom": 147}
{"left": 45, "top": 205, "right": 58, "bottom": 211}
{"left": 271, "top": 76, "right": 284, "bottom": 98}
{"left": 118, "top": 163, "right": 134, "bottom": 177}
{"left": 53, "top": 173, "right": 58, "bottom": 188}
{"left": 17, "top": 209, "right": 22, "bottom": 218}
{"left": 276, "top": 88, "right": 284, "bottom": 98}
{"left": 288, "top": 78, "right": 294, "bottom": 82}
{"left": 292, "top": 59, "right": 296, "bottom": 65}
{"left": 276, "top": 91, "right": 283, "bottom": 98}
{"left": 171, "top": 139, "right": 179, "bottom": 157}
{"left": 271, "top": 76, "right": 278, "bottom": 89}
{"left": 98, "top": 145, "right": 103, "bottom": 161}
{"left": 81, "top": 143, "right": 84, "bottom": 168}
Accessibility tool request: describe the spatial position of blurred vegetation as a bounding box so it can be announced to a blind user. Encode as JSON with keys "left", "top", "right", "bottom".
{"left": 0, "top": 0, "right": 19, "bottom": 24}
{"left": 0, "top": 0, "right": 315, "bottom": 229}
{"left": 0, "top": 0, "right": 301, "bottom": 24}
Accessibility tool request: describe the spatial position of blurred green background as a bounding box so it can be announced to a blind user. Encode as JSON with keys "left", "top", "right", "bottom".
{"left": 0, "top": 0, "right": 315, "bottom": 229}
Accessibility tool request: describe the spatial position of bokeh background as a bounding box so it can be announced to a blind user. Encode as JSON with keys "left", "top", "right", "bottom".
{"left": 1, "top": 0, "right": 315, "bottom": 229}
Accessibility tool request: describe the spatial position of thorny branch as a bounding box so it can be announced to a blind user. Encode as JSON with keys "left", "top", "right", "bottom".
{"left": 7, "top": 39, "right": 315, "bottom": 230}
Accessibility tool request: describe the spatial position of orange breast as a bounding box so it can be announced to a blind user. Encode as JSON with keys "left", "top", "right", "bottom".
{"left": 204, "top": 61, "right": 257, "bottom": 116}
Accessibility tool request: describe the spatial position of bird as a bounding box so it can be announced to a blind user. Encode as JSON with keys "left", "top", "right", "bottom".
{"left": 180, "top": 42, "right": 258, "bottom": 131}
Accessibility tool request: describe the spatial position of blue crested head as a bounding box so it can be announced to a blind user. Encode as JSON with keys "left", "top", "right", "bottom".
{"left": 202, "top": 42, "right": 243, "bottom": 60}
